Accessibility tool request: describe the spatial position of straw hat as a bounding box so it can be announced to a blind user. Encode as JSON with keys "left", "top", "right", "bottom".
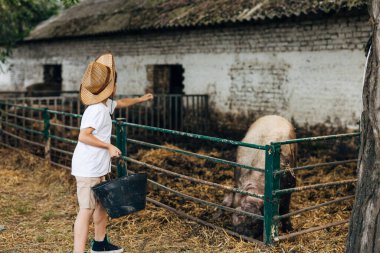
{"left": 80, "top": 53, "right": 116, "bottom": 105}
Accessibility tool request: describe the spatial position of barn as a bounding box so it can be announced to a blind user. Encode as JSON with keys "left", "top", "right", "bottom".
{"left": 0, "top": 0, "right": 370, "bottom": 131}
{"left": 0, "top": 1, "right": 368, "bottom": 249}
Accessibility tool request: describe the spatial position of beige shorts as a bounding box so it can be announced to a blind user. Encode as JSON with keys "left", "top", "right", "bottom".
{"left": 75, "top": 176, "right": 105, "bottom": 209}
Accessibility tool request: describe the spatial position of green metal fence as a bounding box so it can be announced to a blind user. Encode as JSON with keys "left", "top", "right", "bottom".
{"left": 0, "top": 101, "right": 360, "bottom": 245}
{"left": 265, "top": 135, "right": 359, "bottom": 243}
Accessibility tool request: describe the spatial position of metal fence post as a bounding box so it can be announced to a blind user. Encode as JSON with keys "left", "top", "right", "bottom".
{"left": 116, "top": 118, "right": 127, "bottom": 177}
{"left": 264, "top": 144, "right": 281, "bottom": 244}
{"left": 43, "top": 108, "right": 51, "bottom": 161}
{"left": 5, "top": 100, "right": 9, "bottom": 146}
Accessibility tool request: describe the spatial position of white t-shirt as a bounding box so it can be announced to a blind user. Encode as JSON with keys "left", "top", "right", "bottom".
{"left": 71, "top": 99, "right": 117, "bottom": 177}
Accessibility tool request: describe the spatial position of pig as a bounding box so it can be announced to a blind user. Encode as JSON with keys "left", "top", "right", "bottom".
{"left": 222, "top": 115, "right": 297, "bottom": 238}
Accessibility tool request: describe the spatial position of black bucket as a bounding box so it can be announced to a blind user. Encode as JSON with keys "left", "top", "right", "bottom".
{"left": 92, "top": 173, "right": 148, "bottom": 218}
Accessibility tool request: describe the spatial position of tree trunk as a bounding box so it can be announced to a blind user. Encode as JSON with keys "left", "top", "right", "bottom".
{"left": 346, "top": 1, "right": 380, "bottom": 252}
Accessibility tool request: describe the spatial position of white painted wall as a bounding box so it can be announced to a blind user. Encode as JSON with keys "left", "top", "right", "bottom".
{"left": 119, "top": 50, "right": 365, "bottom": 127}
{"left": 3, "top": 14, "right": 369, "bottom": 128}
{"left": 0, "top": 63, "right": 13, "bottom": 90}
{"left": 3, "top": 49, "right": 365, "bottom": 127}
{"left": 0, "top": 50, "right": 365, "bottom": 127}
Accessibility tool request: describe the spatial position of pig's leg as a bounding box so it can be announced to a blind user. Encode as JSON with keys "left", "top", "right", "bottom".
{"left": 279, "top": 194, "right": 293, "bottom": 232}
{"left": 279, "top": 173, "right": 296, "bottom": 232}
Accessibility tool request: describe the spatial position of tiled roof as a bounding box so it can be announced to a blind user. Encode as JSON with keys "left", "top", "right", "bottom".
{"left": 27, "top": 0, "right": 367, "bottom": 41}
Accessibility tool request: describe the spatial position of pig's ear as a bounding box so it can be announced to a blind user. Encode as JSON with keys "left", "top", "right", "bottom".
{"left": 222, "top": 192, "right": 235, "bottom": 207}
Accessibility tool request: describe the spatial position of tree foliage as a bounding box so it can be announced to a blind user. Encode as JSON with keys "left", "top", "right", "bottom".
{"left": 0, "top": 0, "right": 79, "bottom": 63}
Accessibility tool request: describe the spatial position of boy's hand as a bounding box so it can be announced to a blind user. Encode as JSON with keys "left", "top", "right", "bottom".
{"left": 139, "top": 93, "right": 154, "bottom": 103}
{"left": 108, "top": 144, "right": 121, "bottom": 158}
{"left": 115, "top": 94, "right": 154, "bottom": 109}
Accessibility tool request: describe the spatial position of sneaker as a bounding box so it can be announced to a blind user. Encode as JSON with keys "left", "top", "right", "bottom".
{"left": 91, "top": 235, "right": 123, "bottom": 253}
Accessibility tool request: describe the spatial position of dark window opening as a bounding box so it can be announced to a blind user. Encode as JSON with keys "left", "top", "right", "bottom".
{"left": 27, "top": 64, "right": 62, "bottom": 97}
{"left": 147, "top": 64, "right": 184, "bottom": 94}
{"left": 44, "top": 64, "right": 62, "bottom": 87}
{"left": 168, "top": 65, "right": 184, "bottom": 94}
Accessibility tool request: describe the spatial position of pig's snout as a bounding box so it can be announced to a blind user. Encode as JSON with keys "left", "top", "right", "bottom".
{"left": 232, "top": 202, "right": 261, "bottom": 226}
{"left": 234, "top": 221, "right": 263, "bottom": 238}
{"left": 232, "top": 211, "right": 263, "bottom": 237}
{"left": 232, "top": 200, "right": 264, "bottom": 237}
{"left": 232, "top": 207, "right": 246, "bottom": 225}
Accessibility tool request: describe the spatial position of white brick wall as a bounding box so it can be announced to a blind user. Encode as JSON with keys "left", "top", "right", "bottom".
{"left": 0, "top": 14, "right": 370, "bottom": 128}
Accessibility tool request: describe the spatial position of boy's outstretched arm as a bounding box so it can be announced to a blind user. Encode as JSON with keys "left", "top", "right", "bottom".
{"left": 115, "top": 93, "right": 154, "bottom": 109}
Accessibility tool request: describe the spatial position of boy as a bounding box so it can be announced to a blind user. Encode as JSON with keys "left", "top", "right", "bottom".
{"left": 71, "top": 53, "right": 153, "bottom": 253}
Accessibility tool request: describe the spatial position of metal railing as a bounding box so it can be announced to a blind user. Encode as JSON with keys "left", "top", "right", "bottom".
{"left": 0, "top": 90, "right": 78, "bottom": 97}
{"left": 0, "top": 101, "right": 360, "bottom": 245}
{"left": 1, "top": 93, "right": 210, "bottom": 134}
{"left": 264, "top": 137, "right": 359, "bottom": 243}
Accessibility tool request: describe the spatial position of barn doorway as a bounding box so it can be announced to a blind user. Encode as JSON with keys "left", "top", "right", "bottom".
{"left": 149, "top": 64, "right": 184, "bottom": 94}
{"left": 146, "top": 64, "right": 185, "bottom": 129}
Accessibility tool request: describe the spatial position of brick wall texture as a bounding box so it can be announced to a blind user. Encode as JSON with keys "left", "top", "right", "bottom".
{"left": 3, "top": 14, "right": 371, "bottom": 128}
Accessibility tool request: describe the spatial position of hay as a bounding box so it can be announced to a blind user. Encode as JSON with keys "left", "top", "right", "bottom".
{"left": 0, "top": 144, "right": 355, "bottom": 252}
{"left": 129, "top": 142, "right": 356, "bottom": 252}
